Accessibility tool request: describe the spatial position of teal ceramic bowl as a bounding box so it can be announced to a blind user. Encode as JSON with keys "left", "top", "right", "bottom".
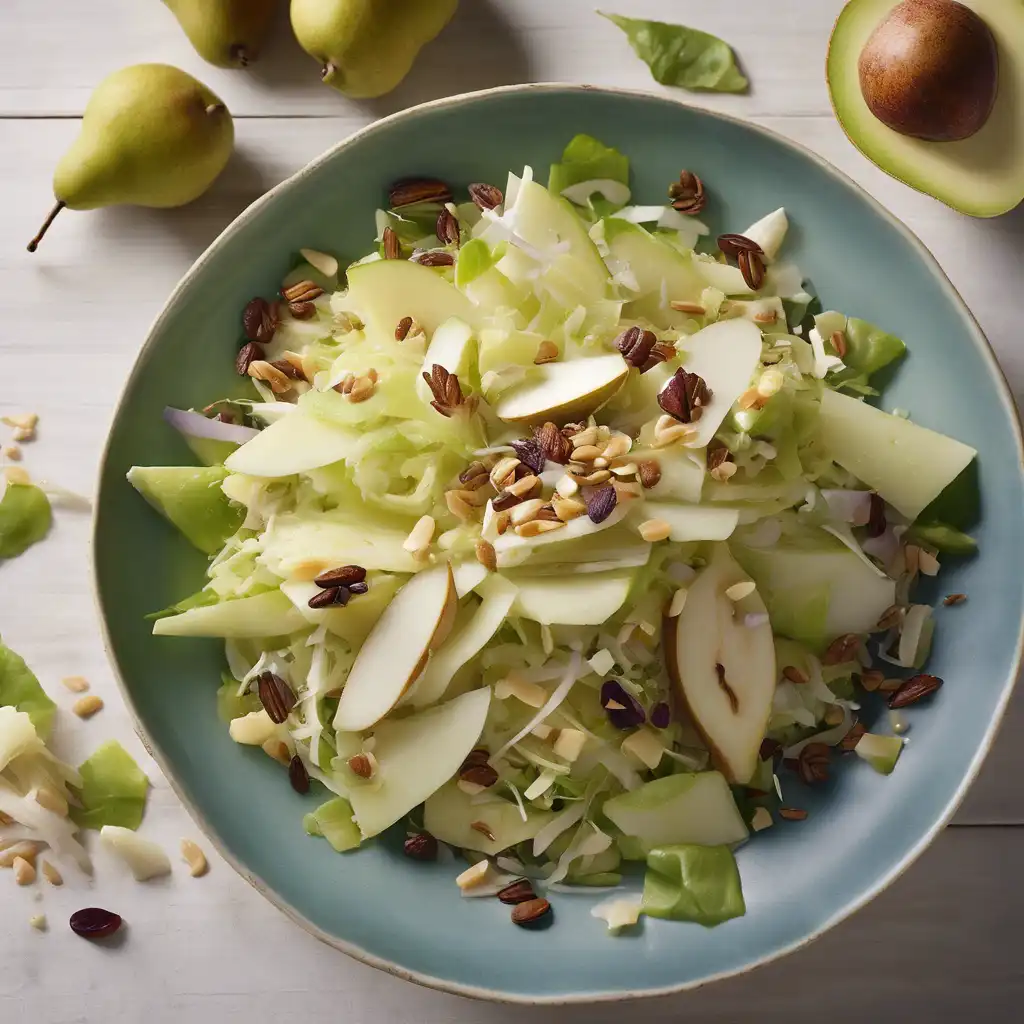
{"left": 95, "top": 85, "right": 1024, "bottom": 1003}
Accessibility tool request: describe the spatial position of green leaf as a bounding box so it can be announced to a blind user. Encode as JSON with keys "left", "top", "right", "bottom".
{"left": 455, "top": 238, "right": 496, "bottom": 288}
{"left": 0, "top": 483, "right": 52, "bottom": 559}
{"left": 0, "top": 639, "right": 56, "bottom": 740}
{"left": 600, "top": 12, "right": 748, "bottom": 93}
{"left": 70, "top": 740, "right": 150, "bottom": 831}
{"left": 216, "top": 674, "right": 262, "bottom": 723}
{"left": 641, "top": 844, "right": 746, "bottom": 926}
{"left": 303, "top": 797, "right": 361, "bottom": 852}
{"left": 906, "top": 521, "right": 977, "bottom": 555}
{"left": 548, "top": 134, "right": 630, "bottom": 196}
{"left": 145, "top": 586, "right": 223, "bottom": 622}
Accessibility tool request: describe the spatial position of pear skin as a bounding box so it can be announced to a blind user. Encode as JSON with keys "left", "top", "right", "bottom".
{"left": 28, "top": 65, "right": 233, "bottom": 252}
{"left": 163, "top": 0, "right": 280, "bottom": 68}
{"left": 290, "top": 0, "right": 458, "bottom": 98}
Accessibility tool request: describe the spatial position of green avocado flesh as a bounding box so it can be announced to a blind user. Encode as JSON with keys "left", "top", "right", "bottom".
{"left": 828, "top": 0, "right": 1024, "bottom": 217}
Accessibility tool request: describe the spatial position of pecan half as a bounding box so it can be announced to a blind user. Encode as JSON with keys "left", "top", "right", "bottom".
{"left": 658, "top": 368, "right": 712, "bottom": 423}
{"left": 383, "top": 226, "right": 401, "bottom": 260}
{"left": 242, "top": 297, "right": 278, "bottom": 343}
{"left": 422, "top": 364, "right": 476, "bottom": 417}
{"left": 411, "top": 251, "right": 455, "bottom": 267}
{"left": 468, "top": 182, "right": 504, "bottom": 210}
{"left": 822, "top": 633, "right": 862, "bottom": 666}
{"left": 281, "top": 280, "right": 323, "bottom": 304}
{"left": 314, "top": 565, "right": 366, "bottom": 588}
{"left": 614, "top": 326, "right": 657, "bottom": 370}
{"left": 738, "top": 249, "right": 766, "bottom": 291}
{"left": 436, "top": 208, "right": 460, "bottom": 246}
{"left": 840, "top": 720, "right": 866, "bottom": 752}
{"left": 395, "top": 315, "right": 414, "bottom": 341}
{"left": 668, "top": 170, "right": 706, "bottom": 214}
{"left": 236, "top": 341, "right": 263, "bottom": 376}
{"left": 888, "top": 673, "right": 943, "bottom": 709}
{"left": 717, "top": 233, "right": 764, "bottom": 259}
{"left": 388, "top": 177, "right": 452, "bottom": 208}
{"left": 797, "top": 742, "right": 830, "bottom": 785}
{"left": 258, "top": 672, "right": 296, "bottom": 725}
{"left": 497, "top": 879, "right": 536, "bottom": 905}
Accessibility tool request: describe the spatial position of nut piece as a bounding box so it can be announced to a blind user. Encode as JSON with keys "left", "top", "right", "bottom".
{"left": 181, "top": 839, "right": 209, "bottom": 878}
{"left": 888, "top": 673, "right": 943, "bottom": 709}
{"left": 403, "top": 832, "right": 438, "bottom": 861}
{"left": 511, "top": 897, "right": 552, "bottom": 927}
{"left": 797, "top": 742, "right": 830, "bottom": 785}
{"left": 468, "top": 182, "right": 504, "bottom": 210}
{"left": 388, "top": 177, "right": 452, "bottom": 208}
{"left": 403, "top": 514, "right": 436, "bottom": 557}
{"left": 13, "top": 855, "right": 36, "bottom": 886}
{"left": 496, "top": 878, "right": 537, "bottom": 905}
{"left": 534, "top": 340, "right": 559, "bottom": 364}
{"left": 2, "top": 413, "right": 38, "bottom": 443}
{"left": 281, "top": 280, "right": 323, "bottom": 304}
{"left": 668, "top": 170, "right": 706, "bottom": 214}
{"left": 782, "top": 665, "right": 809, "bottom": 685}
{"left": 41, "top": 861, "right": 63, "bottom": 887}
{"left": 489, "top": 456, "right": 521, "bottom": 491}
{"left": 455, "top": 859, "right": 492, "bottom": 891}
{"left": 637, "top": 459, "right": 662, "bottom": 488}
{"left": 822, "top": 633, "right": 862, "bottom": 666}
{"left": 475, "top": 539, "right": 497, "bottom": 572}
{"left": 638, "top": 518, "right": 671, "bottom": 543}
{"left": 436, "top": 207, "right": 461, "bottom": 246}
{"left": 247, "top": 360, "right": 293, "bottom": 394}
{"left": 72, "top": 695, "right": 104, "bottom": 719}
{"left": 658, "top": 368, "right": 712, "bottom": 424}
{"left": 61, "top": 675, "right": 90, "bottom": 693}
{"left": 383, "top": 226, "right": 401, "bottom": 260}
{"left": 35, "top": 786, "right": 68, "bottom": 817}
{"left": 347, "top": 753, "right": 376, "bottom": 779}
{"left": 0, "top": 842, "right": 40, "bottom": 868}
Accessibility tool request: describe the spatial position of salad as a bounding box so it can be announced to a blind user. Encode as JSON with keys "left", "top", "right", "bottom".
{"left": 130, "top": 135, "right": 978, "bottom": 932}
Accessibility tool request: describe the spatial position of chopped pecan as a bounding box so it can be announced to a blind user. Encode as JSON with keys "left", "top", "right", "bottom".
{"left": 422, "top": 364, "right": 476, "bottom": 417}
{"left": 468, "top": 182, "right": 504, "bottom": 210}
{"left": 614, "top": 326, "right": 657, "bottom": 370}
{"left": 383, "top": 226, "right": 401, "bottom": 260}
{"left": 668, "top": 170, "right": 706, "bottom": 214}
{"left": 388, "top": 178, "right": 452, "bottom": 208}
{"left": 888, "top": 673, "right": 943, "bottom": 709}
{"left": 436, "top": 208, "right": 460, "bottom": 246}
{"left": 411, "top": 251, "right": 455, "bottom": 267}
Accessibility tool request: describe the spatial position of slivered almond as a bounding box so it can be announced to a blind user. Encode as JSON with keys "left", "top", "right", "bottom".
{"left": 446, "top": 490, "right": 476, "bottom": 521}
{"left": 509, "top": 499, "right": 545, "bottom": 526}
{"left": 35, "top": 787, "right": 68, "bottom": 817}
{"left": 534, "top": 341, "right": 559, "bottom": 364}
{"left": 13, "top": 856, "right": 35, "bottom": 886}
{"left": 489, "top": 457, "right": 520, "bottom": 490}
{"left": 61, "top": 675, "right": 90, "bottom": 693}
{"left": 475, "top": 539, "right": 497, "bottom": 572}
{"left": 638, "top": 519, "right": 671, "bottom": 543}
{"left": 181, "top": 839, "right": 209, "bottom": 878}
{"left": 41, "top": 861, "right": 62, "bottom": 886}
{"left": 552, "top": 496, "right": 586, "bottom": 521}
{"left": 72, "top": 695, "right": 104, "bottom": 719}
{"left": 403, "top": 515, "right": 435, "bottom": 556}
{"left": 515, "top": 519, "right": 564, "bottom": 538}
{"left": 0, "top": 842, "right": 41, "bottom": 868}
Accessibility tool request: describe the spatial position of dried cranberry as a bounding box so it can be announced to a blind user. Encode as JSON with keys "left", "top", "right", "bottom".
{"left": 601, "top": 680, "right": 645, "bottom": 730}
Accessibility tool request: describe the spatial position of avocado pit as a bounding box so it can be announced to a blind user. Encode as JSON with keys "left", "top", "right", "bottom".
{"left": 857, "top": 0, "right": 998, "bottom": 141}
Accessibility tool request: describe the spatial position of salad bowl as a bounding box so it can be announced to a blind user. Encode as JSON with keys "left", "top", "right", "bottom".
{"left": 94, "top": 84, "right": 1024, "bottom": 1003}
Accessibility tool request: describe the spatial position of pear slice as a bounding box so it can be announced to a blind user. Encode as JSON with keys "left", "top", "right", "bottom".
{"left": 349, "top": 688, "right": 491, "bottom": 839}
{"left": 333, "top": 563, "right": 457, "bottom": 733}
{"left": 638, "top": 501, "right": 739, "bottom": 542}
{"left": 664, "top": 543, "right": 776, "bottom": 784}
{"left": 506, "top": 569, "right": 635, "bottom": 625}
{"left": 740, "top": 208, "right": 788, "bottom": 261}
{"left": 152, "top": 589, "right": 305, "bottom": 639}
{"left": 667, "top": 318, "right": 763, "bottom": 448}
{"left": 224, "top": 411, "right": 360, "bottom": 478}
{"left": 494, "top": 354, "right": 629, "bottom": 425}
{"left": 416, "top": 316, "right": 475, "bottom": 404}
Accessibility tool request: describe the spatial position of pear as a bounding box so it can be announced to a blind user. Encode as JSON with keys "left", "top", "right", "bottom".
{"left": 290, "top": 0, "right": 458, "bottom": 98}
{"left": 28, "top": 65, "right": 233, "bottom": 252}
{"left": 164, "top": 0, "right": 279, "bottom": 67}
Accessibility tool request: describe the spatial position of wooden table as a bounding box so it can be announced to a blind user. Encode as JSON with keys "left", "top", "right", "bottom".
{"left": 2, "top": 1, "right": 1022, "bottom": 1019}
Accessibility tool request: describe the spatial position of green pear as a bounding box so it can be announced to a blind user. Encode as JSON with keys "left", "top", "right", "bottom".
{"left": 163, "top": 0, "right": 280, "bottom": 68}
{"left": 290, "top": 0, "right": 458, "bottom": 98}
{"left": 28, "top": 64, "right": 234, "bottom": 252}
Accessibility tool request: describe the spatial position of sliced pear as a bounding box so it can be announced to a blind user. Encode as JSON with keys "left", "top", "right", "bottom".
{"left": 506, "top": 569, "right": 634, "bottom": 625}
{"left": 603, "top": 772, "right": 748, "bottom": 851}
{"left": 854, "top": 732, "right": 904, "bottom": 776}
{"left": 424, "top": 779, "right": 554, "bottom": 855}
{"left": 664, "top": 543, "right": 776, "bottom": 784}
{"left": 451, "top": 560, "right": 488, "bottom": 598}
{"left": 493, "top": 502, "right": 630, "bottom": 567}
{"left": 224, "top": 411, "right": 360, "bottom": 478}
{"left": 344, "top": 258, "right": 479, "bottom": 344}
{"left": 408, "top": 576, "right": 518, "bottom": 708}
{"left": 261, "top": 513, "right": 424, "bottom": 576}
{"left": 416, "top": 316, "right": 475, "bottom": 405}
{"left": 152, "top": 589, "right": 305, "bottom": 639}
{"left": 334, "top": 563, "right": 457, "bottom": 733}
{"left": 740, "top": 208, "right": 788, "bottom": 262}
{"left": 349, "top": 688, "right": 491, "bottom": 839}
{"left": 669, "top": 319, "right": 763, "bottom": 449}
{"left": 280, "top": 575, "right": 402, "bottom": 647}
{"left": 494, "top": 354, "right": 629, "bottom": 425}
{"left": 639, "top": 501, "right": 739, "bottom": 542}
{"left": 127, "top": 465, "right": 243, "bottom": 554}
{"left": 818, "top": 389, "right": 977, "bottom": 520}
{"left": 693, "top": 256, "right": 754, "bottom": 296}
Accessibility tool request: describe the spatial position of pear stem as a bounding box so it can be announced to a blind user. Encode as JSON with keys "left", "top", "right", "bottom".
{"left": 27, "top": 200, "right": 65, "bottom": 253}
{"left": 230, "top": 44, "right": 250, "bottom": 68}
{"left": 321, "top": 62, "right": 337, "bottom": 83}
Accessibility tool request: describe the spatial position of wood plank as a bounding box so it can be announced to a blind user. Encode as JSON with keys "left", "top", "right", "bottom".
{"left": 0, "top": 0, "right": 843, "bottom": 118}
{"left": 0, "top": 827, "right": 1020, "bottom": 1021}
{"left": 1, "top": 115, "right": 1020, "bottom": 824}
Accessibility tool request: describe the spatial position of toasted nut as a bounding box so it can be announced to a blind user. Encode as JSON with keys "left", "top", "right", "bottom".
{"left": 610, "top": 461, "right": 638, "bottom": 477}
{"left": 612, "top": 481, "right": 643, "bottom": 503}
{"left": 261, "top": 738, "right": 290, "bottom": 764}
{"left": 943, "top": 593, "right": 967, "bottom": 606}
{"left": 35, "top": 787, "right": 68, "bottom": 817}
{"left": 0, "top": 842, "right": 40, "bottom": 868}
{"left": 347, "top": 752, "right": 377, "bottom": 779}
{"left": 511, "top": 897, "right": 552, "bottom": 926}
{"left": 552, "top": 496, "right": 587, "bottom": 521}
{"left": 571, "top": 444, "right": 602, "bottom": 463}
{"left": 724, "top": 581, "right": 756, "bottom": 601}
{"left": 506, "top": 474, "right": 541, "bottom": 498}
{"left": 670, "top": 300, "right": 707, "bottom": 314}
{"left": 555, "top": 474, "right": 579, "bottom": 498}
{"left": 515, "top": 520, "right": 565, "bottom": 538}
{"left": 710, "top": 461, "right": 738, "bottom": 482}
{"left": 637, "top": 459, "right": 661, "bottom": 488}
{"left": 738, "top": 387, "right": 766, "bottom": 411}
{"left": 72, "top": 695, "right": 104, "bottom": 719}
{"left": 346, "top": 375, "right": 377, "bottom": 403}
{"left": 61, "top": 675, "right": 90, "bottom": 693}
{"left": 2, "top": 413, "right": 38, "bottom": 442}
{"left": 456, "top": 859, "right": 492, "bottom": 891}
{"left": 40, "top": 861, "right": 62, "bottom": 886}
{"left": 445, "top": 490, "right": 476, "bottom": 521}
{"left": 474, "top": 539, "right": 497, "bottom": 571}
{"left": 534, "top": 341, "right": 559, "bottom": 364}
{"left": 783, "top": 665, "right": 809, "bottom": 685}
{"left": 638, "top": 519, "right": 672, "bottom": 543}
{"left": 509, "top": 498, "right": 546, "bottom": 526}
{"left": 181, "top": 839, "right": 209, "bottom": 878}
{"left": 2, "top": 444, "right": 21, "bottom": 461}
{"left": 403, "top": 515, "right": 435, "bottom": 555}
{"left": 569, "top": 468, "right": 612, "bottom": 486}
{"left": 13, "top": 856, "right": 35, "bottom": 886}
{"left": 570, "top": 426, "right": 599, "bottom": 448}
{"left": 652, "top": 423, "right": 695, "bottom": 448}
{"left": 281, "top": 280, "right": 323, "bottom": 304}
{"left": 247, "top": 360, "right": 293, "bottom": 394}
{"left": 489, "top": 457, "right": 521, "bottom": 491}
{"left": 601, "top": 434, "right": 631, "bottom": 460}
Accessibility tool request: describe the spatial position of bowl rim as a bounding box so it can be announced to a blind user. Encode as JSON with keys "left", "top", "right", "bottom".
{"left": 93, "top": 81, "right": 1024, "bottom": 1005}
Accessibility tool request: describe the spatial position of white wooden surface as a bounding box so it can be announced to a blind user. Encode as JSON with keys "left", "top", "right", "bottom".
{"left": 1, "top": 1, "right": 1022, "bottom": 1020}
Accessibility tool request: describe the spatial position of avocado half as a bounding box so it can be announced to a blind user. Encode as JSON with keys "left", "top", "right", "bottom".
{"left": 828, "top": 0, "right": 1024, "bottom": 217}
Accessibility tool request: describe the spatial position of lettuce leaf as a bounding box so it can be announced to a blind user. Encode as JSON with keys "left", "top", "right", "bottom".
{"left": 641, "top": 844, "right": 746, "bottom": 925}
{"left": 907, "top": 521, "right": 977, "bottom": 555}
{"left": 0, "top": 483, "right": 52, "bottom": 559}
{"left": 548, "top": 134, "right": 630, "bottom": 196}
{"left": 0, "top": 639, "right": 56, "bottom": 739}
{"left": 303, "top": 796, "right": 361, "bottom": 852}
{"left": 70, "top": 740, "right": 150, "bottom": 830}
{"left": 145, "top": 586, "right": 223, "bottom": 621}
{"left": 600, "top": 13, "right": 748, "bottom": 93}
